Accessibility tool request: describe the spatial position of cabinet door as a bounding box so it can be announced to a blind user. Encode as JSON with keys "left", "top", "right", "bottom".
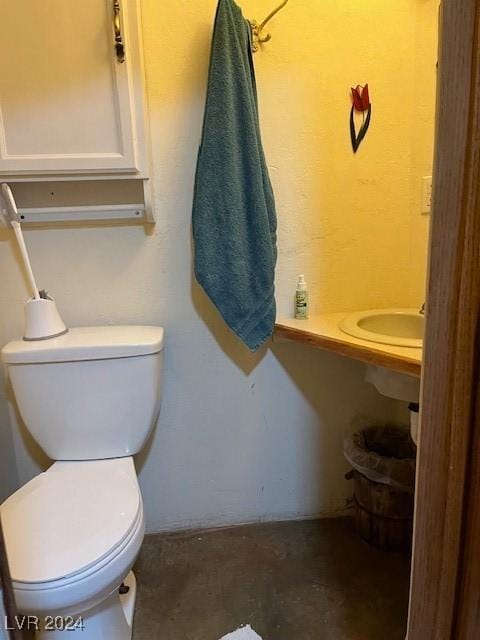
{"left": 0, "top": 0, "right": 145, "bottom": 175}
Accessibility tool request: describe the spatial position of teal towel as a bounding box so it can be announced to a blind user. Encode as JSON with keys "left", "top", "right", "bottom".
{"left": 192, "top": 0, "right": 277, "bottom": 352}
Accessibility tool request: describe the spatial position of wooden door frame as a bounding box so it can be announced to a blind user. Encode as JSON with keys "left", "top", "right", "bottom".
{"left": 408, "top": 0, "right": 480, "bottom": 638}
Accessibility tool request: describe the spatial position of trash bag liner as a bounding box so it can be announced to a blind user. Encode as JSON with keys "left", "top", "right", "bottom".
{"left": 344, "top": 425, "right": 416, "bottom": 494}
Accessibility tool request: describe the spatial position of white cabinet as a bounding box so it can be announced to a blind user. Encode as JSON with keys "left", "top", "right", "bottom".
{"left": 0, "top": 0, "right": 148, "bottom": 178}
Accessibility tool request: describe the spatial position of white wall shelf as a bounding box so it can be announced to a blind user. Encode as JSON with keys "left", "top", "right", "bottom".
{"left": 18, "top": 204, "right": 146, "bottom": 224}
{"left": 0, "top": 0, "right": 154, "bottom": 225}
{"left": 7, "top": 179, "right": 154, "bottom": 225}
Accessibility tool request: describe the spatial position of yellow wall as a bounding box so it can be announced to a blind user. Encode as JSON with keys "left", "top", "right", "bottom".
{"left": 0, "top": 0, "right": 438, "bottom": 529}
{"left": 145, "top": 0, "right": 437, "bottom": 315}
{"left": 408, "top": 0, "right": 438, "bottom": 304}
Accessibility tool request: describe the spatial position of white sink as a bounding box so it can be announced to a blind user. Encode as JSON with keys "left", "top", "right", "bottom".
{"left": 339, "top": 308, "right": 424, "bottom": 348}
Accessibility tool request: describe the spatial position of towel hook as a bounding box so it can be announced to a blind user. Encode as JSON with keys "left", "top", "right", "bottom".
{"left": 250, "top": 0, "right": 289, "bottom": 52}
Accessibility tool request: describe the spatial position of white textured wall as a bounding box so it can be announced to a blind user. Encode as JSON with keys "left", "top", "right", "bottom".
{"left": 0, "top": 0, "right": 436, "bottom": 531}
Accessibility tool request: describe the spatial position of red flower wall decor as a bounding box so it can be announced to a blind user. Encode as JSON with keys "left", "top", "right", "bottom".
{"left": 350, "top": 84, "right": 371, "bottom": 153}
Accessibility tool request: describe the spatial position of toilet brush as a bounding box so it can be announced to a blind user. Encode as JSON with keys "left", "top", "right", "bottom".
{"left": 2, "top": 184, "right": 40, "bottom": 301}
{"left": 0, "top": 183, "right": 67, "bottom": 341}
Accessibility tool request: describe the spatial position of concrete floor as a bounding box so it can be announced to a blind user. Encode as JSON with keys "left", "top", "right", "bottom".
{"left": 133, "top": 518, "right": 411, "bottom": 640}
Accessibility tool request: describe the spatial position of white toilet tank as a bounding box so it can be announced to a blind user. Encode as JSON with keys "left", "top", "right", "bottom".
{"left": 1, "top": 326, "right": 164, "bottom": 461}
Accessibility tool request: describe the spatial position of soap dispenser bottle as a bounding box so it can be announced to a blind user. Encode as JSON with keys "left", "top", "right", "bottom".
{"left": 295, "top": 275, "right": 309, "bottom": 319}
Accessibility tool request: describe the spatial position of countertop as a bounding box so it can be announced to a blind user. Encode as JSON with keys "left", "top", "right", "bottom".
{"left": 274, "top": 314, "right": 422, "bottom": 377}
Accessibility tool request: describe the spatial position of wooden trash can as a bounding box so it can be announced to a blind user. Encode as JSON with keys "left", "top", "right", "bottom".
{"left": 350, "top": 470, "right": 414, "bottom": 551}
{"left": 344, "top": 425, "right": 416, "bottom": 551}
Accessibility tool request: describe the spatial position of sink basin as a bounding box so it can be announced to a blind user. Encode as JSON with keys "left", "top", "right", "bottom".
{"left": 339, "top": 308, "right": 424, "bottom": 348}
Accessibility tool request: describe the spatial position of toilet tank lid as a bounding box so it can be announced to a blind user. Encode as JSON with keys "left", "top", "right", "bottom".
{"left": 1, "top": 326, "right": 164, "bottom": 364}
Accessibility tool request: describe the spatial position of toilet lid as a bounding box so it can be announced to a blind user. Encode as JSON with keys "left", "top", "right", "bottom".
{"left": 0, "top": 461, "right": 140, "bottom": 584}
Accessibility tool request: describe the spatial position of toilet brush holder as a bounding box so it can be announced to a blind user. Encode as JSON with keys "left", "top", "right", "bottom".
{"left": 23, "top": 297, "right": 68, "bottom": 341}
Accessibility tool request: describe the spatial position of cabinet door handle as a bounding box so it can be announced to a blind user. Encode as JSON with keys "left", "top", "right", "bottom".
{"left": 113, "top": 0, "right": 125, "bottom": 63}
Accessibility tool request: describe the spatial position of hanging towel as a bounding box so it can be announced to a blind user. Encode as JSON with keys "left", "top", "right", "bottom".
{"left": 192, "top": 0, "right": 277, "bottom": 352}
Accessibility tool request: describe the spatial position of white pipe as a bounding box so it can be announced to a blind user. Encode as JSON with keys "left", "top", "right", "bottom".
{"left": 11, "top": 221, "right": 40, "bottom": 300}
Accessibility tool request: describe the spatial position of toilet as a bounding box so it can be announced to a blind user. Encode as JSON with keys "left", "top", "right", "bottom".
{"left": 0, "top": 325, "right": 164, "bottom": 639}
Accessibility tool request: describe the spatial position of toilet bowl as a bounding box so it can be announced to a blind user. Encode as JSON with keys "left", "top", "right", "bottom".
{"left": 1, "top": 458, "right": 145, "bottom": 639}
{"left": 0, "top": 326, "right": 164, "bottom": 639}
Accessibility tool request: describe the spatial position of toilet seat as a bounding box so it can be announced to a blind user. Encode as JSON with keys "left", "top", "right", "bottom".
{"left": 1, "top": 458, "right": 141, "bottom": 585}
{"left": 13, "top": 502, "right": 143, "bottom": 591}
